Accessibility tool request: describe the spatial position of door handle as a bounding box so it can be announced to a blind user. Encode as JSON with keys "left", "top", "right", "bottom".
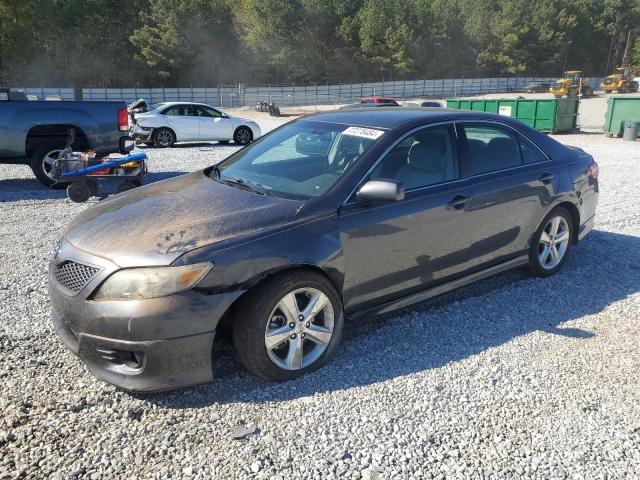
{"left": 447, "top": 195, "right": 469, "bottom": 210}
{"left": 539, "top": 172, "right": 554, "bottom": 184}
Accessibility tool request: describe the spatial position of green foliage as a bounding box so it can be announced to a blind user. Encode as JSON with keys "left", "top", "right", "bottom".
{"left": 0, "top": 0, "right": 638, "bottom": 86}
{"left": 632, "top": 37, "right": 640, "bottom": 73}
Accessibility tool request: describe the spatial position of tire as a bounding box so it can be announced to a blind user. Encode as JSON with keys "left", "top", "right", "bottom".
{"left": 233, "top": 270, "right": 344, "bottom": 381}
{"left": 116, "top": 180, "right": 140, "bottom": 193}
{"left": 30, "top": 146, "right": 65, "bottom": 187}
{"left": 233, "top": 126, "right": 253, "bottom": 145}
{"left": 86, "top": 180, "right": 98, "bottom": 198}
{"left": 152, "top": 128, "right": 175, "bottom": 148}
{"left": 66, "top": 182, "right": 91, "bottom": 203}
{"left": 529, "top": 207, "right": 574, "bottom": 277}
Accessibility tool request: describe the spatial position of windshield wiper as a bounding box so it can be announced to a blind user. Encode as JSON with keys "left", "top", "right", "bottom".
{"left": 220, "top": 176, "right": 269, "bottom": 196}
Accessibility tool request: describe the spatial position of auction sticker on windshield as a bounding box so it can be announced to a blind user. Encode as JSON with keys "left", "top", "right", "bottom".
{"left": 343, "top": 126, "right": 385, "bottom": 140}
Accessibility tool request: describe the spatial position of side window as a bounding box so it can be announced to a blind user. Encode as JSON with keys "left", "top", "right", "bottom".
{"left": 519, "top": 135, "right": 548, "bottom": 164}
{"left": 197, "top": 106, "right": 222, "bottom": 118}
{"left": 369, "top": 125, "right": 459, "bottom": 190}
{"left": 162, "top": 106, "right": 180, "bottom": 116}
{"left": 162, "top": 105, "right": 194, "bottom": 116}
{"left": 462, "top": 125, "right": 521, "bottom": 176}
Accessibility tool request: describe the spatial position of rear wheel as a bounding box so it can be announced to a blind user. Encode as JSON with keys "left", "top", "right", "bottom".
{"left": 529, "top": 207, "right": 574, "bottom": 277}
{"left": 86, "top": 179, "right": 98, "bottom": 197}
{"left": 233, "top": 270, "right": 343, "bottom": 380}
{"left": 152, "top": 128, "right": 175, "bottom": 148}
{"left": 116, "top": 180, "right": 141, "bottom": 193}
{"left": 31, "top": 147, "right": 64, "bottom": 187}
{"left": 233, "top": 126, "right": 253, "bottom": 145}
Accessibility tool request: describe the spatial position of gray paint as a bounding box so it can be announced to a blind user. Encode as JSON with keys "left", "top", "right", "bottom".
{"left": 0, "top": 100, "right": 128, "bottom": 159}
{"left": 49, "top": 109, "right": 599, "bottom": 392}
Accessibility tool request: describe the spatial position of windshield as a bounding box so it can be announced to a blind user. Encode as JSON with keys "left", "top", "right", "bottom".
{"left": 214, "top": 120, "right": 383, "bottom": 199}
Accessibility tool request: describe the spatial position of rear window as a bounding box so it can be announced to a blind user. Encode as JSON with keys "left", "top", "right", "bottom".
{"left": 520, "top": 136, "right": 548, "bottom": 164}
{"left": 463, "top": 125, "right": 521, "bottom": 176}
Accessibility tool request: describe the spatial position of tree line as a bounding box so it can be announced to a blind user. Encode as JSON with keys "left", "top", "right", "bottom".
{"left": 1, "top": 0, "right": 638, "bottom": 88}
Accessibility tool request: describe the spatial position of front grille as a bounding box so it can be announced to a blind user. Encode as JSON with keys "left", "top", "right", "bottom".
{"left": 54, "top": 261, "right": 99, "bottom": 293}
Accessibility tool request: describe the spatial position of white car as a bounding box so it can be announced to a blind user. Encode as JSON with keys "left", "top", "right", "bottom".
{"left": 129, "top": 101, "right": 261, "bottom": 147}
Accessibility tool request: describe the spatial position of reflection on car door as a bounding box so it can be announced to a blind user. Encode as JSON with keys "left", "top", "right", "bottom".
{"left": 448, "top": 122, "right": 558, "bottom": 272}
{"left": 196, "top": 106, "right": 233, "bottom": 140}
{"left": 339, "top": 124, "right": 477, "bottom": 313}
{"left": 163, "top": 105, "right": 200, "bottom": 141}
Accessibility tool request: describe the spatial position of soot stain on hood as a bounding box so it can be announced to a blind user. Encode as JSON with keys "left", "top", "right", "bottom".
{"left": 63, "top": 171, "right": 305, "bottom": 266}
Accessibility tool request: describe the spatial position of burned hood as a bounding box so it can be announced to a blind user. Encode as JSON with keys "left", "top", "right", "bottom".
{"left": 63, "top": 171, "right": 305, "bottom": 266}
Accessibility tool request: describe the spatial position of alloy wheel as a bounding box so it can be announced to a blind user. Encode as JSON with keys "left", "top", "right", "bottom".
{"left": 538, "top": 216, "right": 570, "bottom": 270}
{"left": 157, "top": 130, "right": 173, "bottom": 147}
{"left": 42, "top": 150, "right": 62, "bottom": 181}
{"left": 236, "top": 128, "right": 251, "bottom": 144}
{"left": 264, "top": 288, "right": 335, "bottom": 370}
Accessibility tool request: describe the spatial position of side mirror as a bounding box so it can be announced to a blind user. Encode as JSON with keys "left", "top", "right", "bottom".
{"left": 356, "top": 180, "right": 405, "bottom": 202}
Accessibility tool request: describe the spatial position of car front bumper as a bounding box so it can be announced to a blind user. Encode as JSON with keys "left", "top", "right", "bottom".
{"left": 48, "top": 240, "right": 243, "bottom": 392}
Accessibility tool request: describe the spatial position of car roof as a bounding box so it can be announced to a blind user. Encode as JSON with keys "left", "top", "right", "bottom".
{"left": 154, "top": 101, "right": 215, "bottom": 108}
{"left": 302, "top": 107, "right": 522, "bottom": 129}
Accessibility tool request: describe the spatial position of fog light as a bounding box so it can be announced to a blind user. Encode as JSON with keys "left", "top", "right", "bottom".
{"left": 95, "top": 347, "right": 145, "bottom": 370}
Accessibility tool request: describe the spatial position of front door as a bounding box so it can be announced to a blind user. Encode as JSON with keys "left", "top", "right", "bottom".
{"left": 196, "top": 106, "right": 234, "bottom": 140}
{"left": 339, "top": 124, "right": 473, "bottom": 313}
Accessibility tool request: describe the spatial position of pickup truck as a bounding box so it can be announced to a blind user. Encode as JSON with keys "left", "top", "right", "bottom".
{"left": 0, "top": 89, "right": 131, "bottom": 186}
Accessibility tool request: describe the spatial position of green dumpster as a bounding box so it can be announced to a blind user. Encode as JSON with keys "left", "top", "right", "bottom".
{"left": 603, "top": 96, "right": 640, "bottom": 136}
{"left": 445, "top": 98, "right": 579, "bottom": 133}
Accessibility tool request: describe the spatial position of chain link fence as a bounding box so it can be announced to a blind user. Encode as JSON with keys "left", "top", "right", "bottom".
{"left": 11, "top": 76, "right": 607, "bottom": 108}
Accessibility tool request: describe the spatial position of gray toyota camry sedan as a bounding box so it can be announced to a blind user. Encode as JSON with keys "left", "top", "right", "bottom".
{"left": 49, "top": 108, "right": 599, "bottom": 392}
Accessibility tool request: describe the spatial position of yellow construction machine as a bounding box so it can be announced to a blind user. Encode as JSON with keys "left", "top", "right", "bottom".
{"left": 600, "top": 66, "right": 639, "bottom": 93}
{"left": 549, "top": 70, "right": 593, "bottom": 98}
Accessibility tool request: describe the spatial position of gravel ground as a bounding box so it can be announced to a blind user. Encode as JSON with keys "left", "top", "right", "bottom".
{"left": 1, "top": 113, "right": 639, "bottom": 479}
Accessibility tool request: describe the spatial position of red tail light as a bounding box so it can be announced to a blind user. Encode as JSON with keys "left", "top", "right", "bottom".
{"left": 588, "top": 161, "right": 599, "bottom": 179}
{"left": 118, "top": 108, "right": 129, "bottom": 132}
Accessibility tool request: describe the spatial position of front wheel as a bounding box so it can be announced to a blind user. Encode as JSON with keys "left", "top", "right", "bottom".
{"left": 233, "top": 271, "right": 344, "bottom": 381}
{"left": 529, "top": 207, "right": 574, "bottom": 277}
{"left": 233, "top": 126, "right": 253, "bottom": 145}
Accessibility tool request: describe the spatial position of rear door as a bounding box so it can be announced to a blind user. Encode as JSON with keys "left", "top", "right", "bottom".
{"left": 162, "top": 104, "right": 200, "bottom": 140}
{"left": 449, "top": 122, "right": 559, "bottom": 271}
{"left": 195, "top": 105, "right": 234, "bottom": 140}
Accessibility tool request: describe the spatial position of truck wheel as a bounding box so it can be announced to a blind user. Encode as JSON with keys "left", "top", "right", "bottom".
{"left": 31, "top": 147, "right": 64, "bottom": 187}
{"left": 152, "top": 128, "right": 175, "bottom": 148}
{"left": 67, "top": 182, "right": 91, "bottom": 203}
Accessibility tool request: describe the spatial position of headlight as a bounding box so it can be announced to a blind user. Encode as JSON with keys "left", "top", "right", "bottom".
{"left": 93, "top": 262, "right": 212, "bottom": 300}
